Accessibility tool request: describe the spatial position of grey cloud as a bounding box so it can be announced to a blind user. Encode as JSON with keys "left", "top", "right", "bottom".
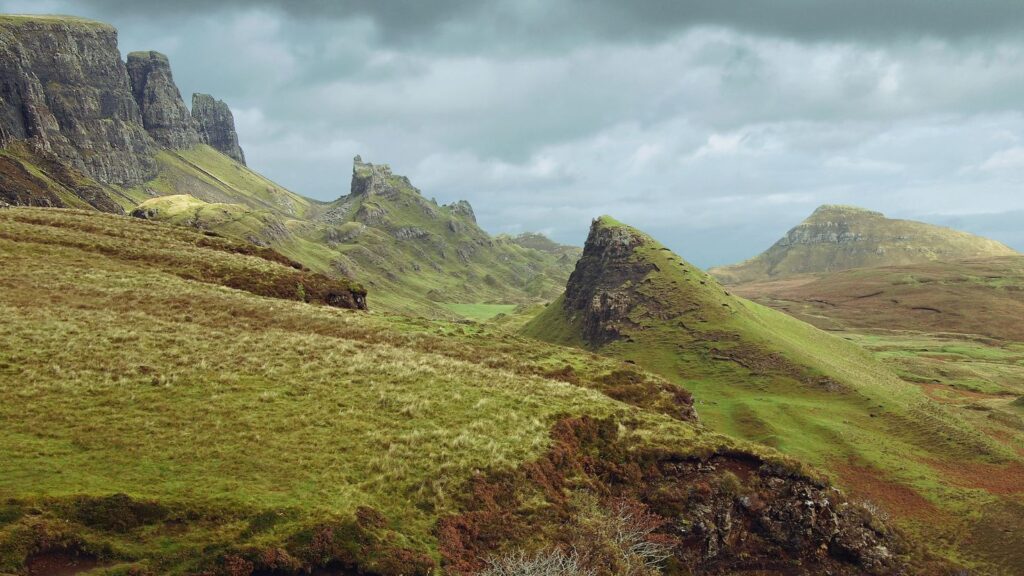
{"left": 57, "top": 1, "right": 1024, "bottom": 48}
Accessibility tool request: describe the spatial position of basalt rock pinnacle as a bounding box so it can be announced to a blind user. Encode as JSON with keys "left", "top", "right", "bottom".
{"left": 126, "top": 50, "right": 201, "bottom": 149}
{"left": 191, "top": 93, "right": 246, "bottom": 165}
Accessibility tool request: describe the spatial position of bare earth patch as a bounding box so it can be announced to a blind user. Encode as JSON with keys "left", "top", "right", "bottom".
{"left": 832, "top": 461, "right": 944, "bottom": 522}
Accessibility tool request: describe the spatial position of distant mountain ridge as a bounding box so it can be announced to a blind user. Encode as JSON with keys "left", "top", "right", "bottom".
{"left": 710, "top": 204, "right": 1017, "bottom": 284}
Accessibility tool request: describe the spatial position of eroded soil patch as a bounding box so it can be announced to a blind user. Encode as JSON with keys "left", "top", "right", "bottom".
{"left": 832, "top": 462, "right": 944, "bottom": 522}
{"left": 26, "top": 552, "right": 105, "bottom": 576}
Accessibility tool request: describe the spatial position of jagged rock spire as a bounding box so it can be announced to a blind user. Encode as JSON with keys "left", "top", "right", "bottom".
{"left": 126, "top": 51, "right": 201, "bottom": 149}
{"left": 192, "top": 93, "right": 246, "bottom": 165}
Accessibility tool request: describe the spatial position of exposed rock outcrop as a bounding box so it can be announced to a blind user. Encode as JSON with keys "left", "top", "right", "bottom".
{"left": 351, "top": 155, "right": 404, "bottom": 198}
{"left": 446, "top": 199, "right": 475, "bottom": 222}
{"left": 191, "top": 93, "right": 245, "bottom": 164}
{"left": 562, "top": 218, "right": 660, "bottom": 345}
{"left": 440, "top": 416, "right": 923, "bottom": 576}
{"left": 0, "top": 15, "right": 157, "bottom": 186}
{"left": 126, "top": 51, "right": 201, "bottom": 149}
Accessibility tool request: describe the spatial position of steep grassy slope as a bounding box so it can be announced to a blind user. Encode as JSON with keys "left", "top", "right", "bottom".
{"left": 727, "top": 256, "right": 1024, "bottom": 496}
{"left": 710, "top": 205, "right": 1017, "bottom": 284}
{"left": 132, "top": 155, "right": 580, "bottom": 316}
{"left": 524, "top": 216, "right": 1024, "bottom": 574}
{"left": 0, "top": 142, "right": 135, "bottom": 212}
{"left": 127, "top": 146, "right": 320, "bottom": 219}
{"left": 0, "top": 208, "right": 928, "bottom": 575}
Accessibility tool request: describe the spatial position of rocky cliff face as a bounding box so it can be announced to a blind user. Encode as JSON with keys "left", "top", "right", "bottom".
{"left": 191, "top": 93, "right": 245, "bottom": 165}
{"left": 777, "top": 205, "right": 878, "bottom": 246}
{"left": 562, "top": 218, "right": 659, "bottom": 345}
{"left": 126, "top": 50, "right": 201, "bottom": 149}
{"left": 445, "top": 200, "right": 475, "bottom": 223}
{"left": 0, "top": 16, "right": 157, "bottom": 186}
{"left": 0, "top": 15, "right": 251, "bottom": 209}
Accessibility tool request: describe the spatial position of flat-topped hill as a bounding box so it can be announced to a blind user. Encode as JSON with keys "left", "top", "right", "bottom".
{"left": 711, "top": 205, "right": 1017, "bottom": 284}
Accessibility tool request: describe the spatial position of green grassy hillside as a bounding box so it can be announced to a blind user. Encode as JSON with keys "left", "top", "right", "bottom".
{"left": 126, "top": 146, "right": 320, "bottom": 220}
{"left": 131, "top": 154, "right": 580, "bottom": 317}
{"left": 0, "top": 207, "right": 928, "bottom": 575}
{"left": 711, "top": 205, "right": 1017, "bottom": 284}
{"left": 1, "top": 141, "right": 579, "bottom": 318}
{"left": 524, "top": 216, "right": 1024, "bottom": 574}
{"left": 728, "top": 255, "right": 1024, "bottom": 523}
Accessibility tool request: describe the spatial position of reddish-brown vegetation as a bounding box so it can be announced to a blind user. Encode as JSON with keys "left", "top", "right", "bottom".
{"left": 732, "top": 258, "right": 1024, "bottom": 341}
{"left": 25, "top": 552, "right": 103, "bottom": 576}
{"left": 832, "top": 462, "right": 944, "bottom": 522}
{"left": 923, "top": 458, "right": 1024, "bottom": 496}
{"left": 439, "top": 416, "right": 932, "bottom": 576}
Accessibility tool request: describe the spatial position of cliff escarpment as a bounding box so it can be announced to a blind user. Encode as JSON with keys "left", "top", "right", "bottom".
{"left": 0, "top": 15, "right": 157, "bottom": 187}
{"left": 126, "top": 50, "right": 202, "bottom": 150}
{"left": 192, "top": 92, "right": 246, "bottom": 165}
{"left": 0, "top": 15, "right": 248, "bottom": 208}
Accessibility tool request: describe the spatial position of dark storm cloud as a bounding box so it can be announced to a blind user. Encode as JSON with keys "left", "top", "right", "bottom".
{"left": 50, "top": 0, "right": 1024, "bottom": 48}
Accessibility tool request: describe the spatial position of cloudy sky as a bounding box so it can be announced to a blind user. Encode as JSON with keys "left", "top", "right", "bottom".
{"left": 5, "top": 0, "right": 1024, "bottom": 266}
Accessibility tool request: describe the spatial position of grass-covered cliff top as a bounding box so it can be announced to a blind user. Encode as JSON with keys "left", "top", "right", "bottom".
{"left": 0, "top": 14, "right": 115, "bottom": 29}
